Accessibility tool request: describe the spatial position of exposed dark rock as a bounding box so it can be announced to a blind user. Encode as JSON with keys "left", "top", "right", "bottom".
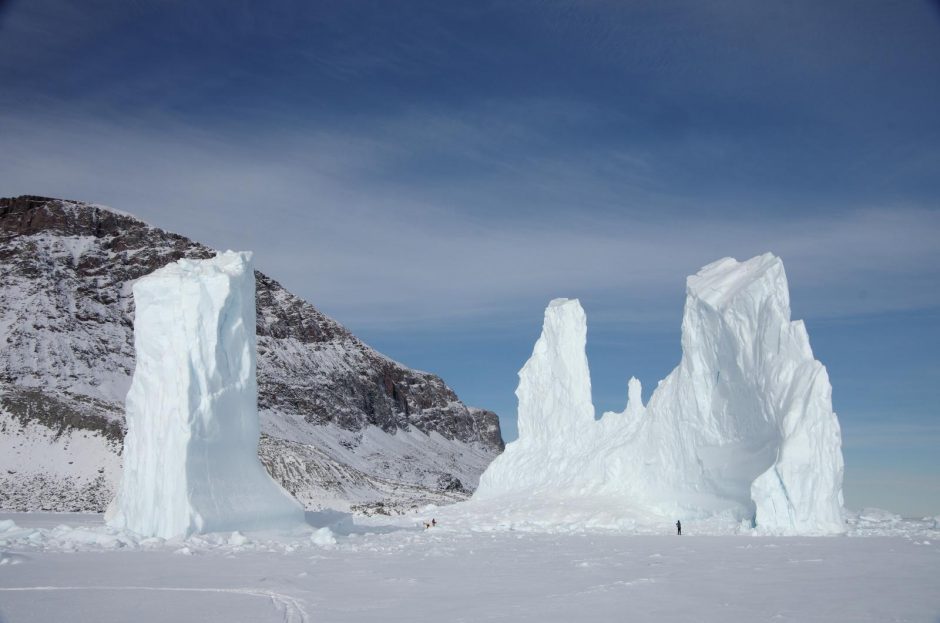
{"left": 1, "top": 387, "right": 124, "bottom": 444}
{"left": 436, "top": 473, "right": 467, "bottom": 493}
{"left": 0, "top": 195, "right": 503, "bottom": 512}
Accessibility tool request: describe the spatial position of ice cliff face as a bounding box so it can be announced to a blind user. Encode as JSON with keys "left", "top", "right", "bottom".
{"left": 475, "top": 254, "right": 844, "bottom": 535}
{"left": 0, "top": 196, "right": 503, "bottom": 513}
{"left": 108, "top": 252, "right": 303, "bottom": 537}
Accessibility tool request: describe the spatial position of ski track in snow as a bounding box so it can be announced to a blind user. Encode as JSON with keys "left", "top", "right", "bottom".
{"left": 0, "top": 586, "right": 308, "bottom": 623}
{"left": 1, "top": 513, "right": 938, "bottom": 622}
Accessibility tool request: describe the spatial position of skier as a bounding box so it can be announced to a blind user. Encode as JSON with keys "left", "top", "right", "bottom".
{"left": 431, "top": 518, "right": 437, "bottom": 527}
{"left": 676, "top": 520, "right": 682, "bottom": 535}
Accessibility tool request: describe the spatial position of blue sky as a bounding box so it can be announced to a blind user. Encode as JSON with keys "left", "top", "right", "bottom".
{"left": 1, "top": 0, "right": 938, "bottom": 515}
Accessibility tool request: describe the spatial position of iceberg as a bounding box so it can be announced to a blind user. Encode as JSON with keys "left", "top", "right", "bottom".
{"left": 107, "top": 251, "right": 303, "bottom": 538}
{"left": 475, "top": 253, "right": 845, "bottom": 535}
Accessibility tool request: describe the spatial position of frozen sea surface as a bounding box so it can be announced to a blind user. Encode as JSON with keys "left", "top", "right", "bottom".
{"left": 0, "top": 512, "right": 938, "bottom": 622}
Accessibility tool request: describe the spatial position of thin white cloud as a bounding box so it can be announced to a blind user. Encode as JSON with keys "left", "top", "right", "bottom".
{"left": 1, "top": 107, "right": 938, "bottom": 331}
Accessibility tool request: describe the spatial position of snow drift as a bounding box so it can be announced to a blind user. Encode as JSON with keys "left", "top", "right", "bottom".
{"left": 107, "top": 251, "right": 303, "bottom": 538}
{"left": 474, "top": 253, "right": 845, "bottom": 535}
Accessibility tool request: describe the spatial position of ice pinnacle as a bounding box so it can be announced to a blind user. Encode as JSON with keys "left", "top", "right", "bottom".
{"left": 107, "top": 251, "right": 303, "bottom": 538}
{"left": 475, "top": 253, "right": 845, "bottom": 535}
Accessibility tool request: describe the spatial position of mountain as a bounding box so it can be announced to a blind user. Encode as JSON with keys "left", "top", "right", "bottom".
{"left": 0, "top": 195, "right": 503, "bottom": 513}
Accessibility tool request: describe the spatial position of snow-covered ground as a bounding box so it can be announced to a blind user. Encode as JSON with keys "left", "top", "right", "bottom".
{"left": 1, "top": 511, "right": 937, "bottom": 622}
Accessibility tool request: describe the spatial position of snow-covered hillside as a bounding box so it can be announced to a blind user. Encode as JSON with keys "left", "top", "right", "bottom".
{"left": 0, "top": 195, "right": 503, "bottom": 513}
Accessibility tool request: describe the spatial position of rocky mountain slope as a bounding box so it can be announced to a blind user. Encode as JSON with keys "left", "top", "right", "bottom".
{"left": 0, "top": 195, "right": 503, "bottom": 513}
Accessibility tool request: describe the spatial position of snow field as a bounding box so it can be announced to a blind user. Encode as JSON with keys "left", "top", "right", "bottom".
{"left": 1, "top": 512, "right": 938, "bottom": 623}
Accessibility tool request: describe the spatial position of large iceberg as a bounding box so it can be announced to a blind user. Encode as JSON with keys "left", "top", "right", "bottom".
{"left": 107, "top": 251, "right": 303, "bottom": 538}
{"left": 474, "top": 253, "right": 845, "bottom": 535}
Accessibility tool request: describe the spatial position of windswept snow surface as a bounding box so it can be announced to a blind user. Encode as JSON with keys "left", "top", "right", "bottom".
{"left": 106, "top": 252, "right": 303, "bottom": 538}
{"left": 0, "top": 512, "right": 937, "bottom": 623}
{"left": 475, "top": 254, "right": 845, "bottom": 535}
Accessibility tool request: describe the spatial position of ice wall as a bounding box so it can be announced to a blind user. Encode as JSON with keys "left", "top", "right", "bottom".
{"left": 107, "top": 251, "right": 303, "bottom": 538}
{"left": 474, "top": 253, "right": 845, "bottom": 535}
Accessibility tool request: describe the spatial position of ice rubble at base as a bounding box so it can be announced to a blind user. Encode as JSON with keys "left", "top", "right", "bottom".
{"left": 0, "top": 515, "right": 341, "bottom": 555}
{"left": 0, "top": 507, "right": 936, "bottom": 558}
{"left": 106, "top": 251, "right": 303, "bottom": 538}
{"left": 474, "top": 253, "right": 845, "bottom": 535}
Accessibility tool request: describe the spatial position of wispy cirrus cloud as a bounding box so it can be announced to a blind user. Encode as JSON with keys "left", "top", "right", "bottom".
{"left": 2, "top": 105, "right": 938, "bottom": 330}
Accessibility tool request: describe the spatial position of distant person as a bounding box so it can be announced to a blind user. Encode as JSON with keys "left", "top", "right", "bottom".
{"left": 431, "top": 518, "right": 437, "bottom": 527}
{"left": 676, "top": 520, "right": 682, "bottom": 536}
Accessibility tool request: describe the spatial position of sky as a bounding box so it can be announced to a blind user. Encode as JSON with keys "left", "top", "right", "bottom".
{"left": 1, "top": 0, "right": 938, "bottom": 516}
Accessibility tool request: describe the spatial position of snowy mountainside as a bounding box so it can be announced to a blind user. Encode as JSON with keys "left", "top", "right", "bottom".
{"left": 0, "top": 195, "right": 502, "bottom": 512}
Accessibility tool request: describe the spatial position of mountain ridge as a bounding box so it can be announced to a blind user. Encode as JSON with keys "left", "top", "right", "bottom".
{"left": 0, "top": 195, "right": 503, "bottom": 513}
